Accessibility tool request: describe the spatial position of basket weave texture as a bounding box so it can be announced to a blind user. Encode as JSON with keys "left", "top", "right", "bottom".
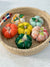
{"left": 0, "top": 7, "right": 50, "bottom": 56}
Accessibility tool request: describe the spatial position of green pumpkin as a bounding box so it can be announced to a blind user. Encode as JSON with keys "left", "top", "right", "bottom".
{"left": 15, "top": 34, "right": 32, "bottom": 49}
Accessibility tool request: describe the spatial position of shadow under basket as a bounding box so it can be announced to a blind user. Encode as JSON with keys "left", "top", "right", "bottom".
{"left": 0, "top": 7, "right": 50, "bottom": 56}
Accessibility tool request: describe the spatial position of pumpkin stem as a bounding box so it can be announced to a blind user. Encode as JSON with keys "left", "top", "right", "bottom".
{"left": 7, "top": 27, "right": 10, "bottom": 31}
{"left": 22, "top": 33, "right": 27, "bottom": 41}
{"left": 24, "top": 26, "right": 27, "bottom": 29}
{"left": 35, "top": 19, "right": 38, "bottom": 22}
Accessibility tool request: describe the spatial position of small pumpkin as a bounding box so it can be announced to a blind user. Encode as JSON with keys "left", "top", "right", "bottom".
{"left": 2, "top": 23, "right": 18, "bottom": 38}
{"left": 18, "top": 22, "right": 32, "bottom": 35}
{"left": 11, "top": 14, "right": 25, "bottom": 25}
{"left": 30, "top": 16, "right": 44, "bottom": 27}
{"left": 15, "top": 34, "right": 32, "bottom": 49}
{"left": 31, "top": 26, "right": 49, "bottom": 42}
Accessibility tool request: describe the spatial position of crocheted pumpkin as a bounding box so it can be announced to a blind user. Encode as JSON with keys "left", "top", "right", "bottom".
{"left": 2, "top": 23, "right": 18, "bottom": 38}
{"left": 30, "top": 16, "right": 44, "bottom": 27}
{"left": 11, "top": 14, "right": 25, "bottom": 25}
{"left": 18, "top": 22, "right": 32, "bottom": 35}
{"left": 31, "top": 26, "right": 49, "bottom": 42}
{"left": 15, "top": 34, "right": 32, "bottom": 49}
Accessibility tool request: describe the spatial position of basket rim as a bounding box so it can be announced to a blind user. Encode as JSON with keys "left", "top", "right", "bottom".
{"left": 0, "top": 7, "right": 50, "bottom": 52}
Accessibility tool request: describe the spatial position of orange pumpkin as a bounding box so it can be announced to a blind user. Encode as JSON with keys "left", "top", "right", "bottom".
{"left": 2, "top": 23, "right": 18, "bottom": 38}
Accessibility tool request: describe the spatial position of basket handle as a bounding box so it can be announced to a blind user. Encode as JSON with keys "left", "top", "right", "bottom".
{"left": 43, "top": 11, "right": 50, "bottom": 43}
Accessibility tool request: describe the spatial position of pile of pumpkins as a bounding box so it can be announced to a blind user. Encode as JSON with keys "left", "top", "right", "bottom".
{"left": 2, "top": 14, "right": 49, "bottom": 49}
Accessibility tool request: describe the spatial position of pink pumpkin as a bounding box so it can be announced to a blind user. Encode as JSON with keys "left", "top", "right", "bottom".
{"left": 31, "top": 26, "right": 49, "bottom": 42}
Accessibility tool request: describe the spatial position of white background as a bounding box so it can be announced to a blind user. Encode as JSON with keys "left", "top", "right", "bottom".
{"left": 0, "top": 0, "right": 50, "bottom": 67}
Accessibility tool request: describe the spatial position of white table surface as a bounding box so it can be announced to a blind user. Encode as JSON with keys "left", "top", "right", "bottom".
{"left": 0, "top": 0, "right": 50, "bottom": 67}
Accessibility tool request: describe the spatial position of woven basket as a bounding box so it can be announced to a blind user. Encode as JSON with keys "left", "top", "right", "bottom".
{"left": 0, "top": 7, "right": 50, "bottom": 56}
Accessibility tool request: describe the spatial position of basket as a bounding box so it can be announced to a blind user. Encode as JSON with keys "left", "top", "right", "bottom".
{"left": 0, "top": 7, "right": 50, "bottom": 56}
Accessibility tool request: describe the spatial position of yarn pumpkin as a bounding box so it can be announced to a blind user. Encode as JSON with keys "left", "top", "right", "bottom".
{"left": 15, "top": 34, "right": 32, "bottom": 49}
{"left": 30, "top": 16, "right": 44, "bottom": 27}
{"left": 31, "top": 26, "right": 49, "bottom": 42}
{"left": 18, "top": 22, "right": 32, "bottom": 35}
{"left": 2, "top": 23, "right": 18, "bottom": 38}
{"left": 11, "top": 14, "right": 25, "bottom": 25}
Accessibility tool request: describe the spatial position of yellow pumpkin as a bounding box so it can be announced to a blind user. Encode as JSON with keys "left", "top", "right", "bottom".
{"left": 18, "top": 22, "right": 32, "bottom": 35}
